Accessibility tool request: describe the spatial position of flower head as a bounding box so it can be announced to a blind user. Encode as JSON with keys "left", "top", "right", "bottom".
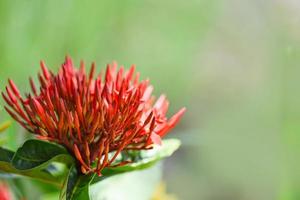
{"left": 2, "top": 57, "right": 185, "bottom": 175}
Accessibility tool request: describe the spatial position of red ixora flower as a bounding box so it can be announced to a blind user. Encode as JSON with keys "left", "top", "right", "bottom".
{"left": 2, "top": 57, "right": 185, "bottom": 175}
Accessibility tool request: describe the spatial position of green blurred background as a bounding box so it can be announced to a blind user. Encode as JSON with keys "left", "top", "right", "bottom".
{"left": 0, "top": 0, "right": 299, "bottom": 199}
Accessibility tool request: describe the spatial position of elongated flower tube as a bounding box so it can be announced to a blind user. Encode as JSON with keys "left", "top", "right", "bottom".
{"left": 2, "top": 57, "right": 185, "bottom": 175}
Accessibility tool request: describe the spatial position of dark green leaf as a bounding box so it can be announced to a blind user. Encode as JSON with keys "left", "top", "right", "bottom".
{"left": 12, "top": 139, "right": 74, "bottom": 170}
{"left": 0, "top": 147, "right": 62, "bottom": 186}
{"left": 0, "top": 146, "right": 14, "bottom": 162}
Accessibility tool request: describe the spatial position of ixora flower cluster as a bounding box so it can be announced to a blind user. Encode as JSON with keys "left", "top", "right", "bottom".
{"left": 2, "top": 57, "right": 185, "bottom": 175}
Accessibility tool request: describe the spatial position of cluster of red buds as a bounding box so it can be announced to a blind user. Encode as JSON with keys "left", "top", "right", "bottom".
{"left": 2, "top": 57, "right": 185, "bottom": 175}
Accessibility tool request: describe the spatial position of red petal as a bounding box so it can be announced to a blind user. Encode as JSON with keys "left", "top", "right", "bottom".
{"left": 8, "top": 79, "right": 21, "bottom": 98}
{"left": 168, "top": 107, "right": 186, "bottom": 128}
{"left": 40, "top": 60, "right": 51, "bottom": 80}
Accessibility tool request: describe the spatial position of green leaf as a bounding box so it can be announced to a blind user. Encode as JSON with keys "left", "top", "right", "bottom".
{"left": 60, "top": 165, "right": 95, "bottom": 200}
{"left": 0, "top": 140, "right": 74, "bottom": 187}
{"left": 0, "top": 146, "right": 14, "bottom": 162}
{"left": 93, "top": 138, "right": 181, "bottom": 183}
{"left": 12, "top": 139, "right": 74, "bottom": 170}
{"left": 0, "top": 147, "right": 62, "bottom": 186}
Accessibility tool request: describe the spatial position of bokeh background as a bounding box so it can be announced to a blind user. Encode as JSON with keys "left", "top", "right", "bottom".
{"left": 0, "top": 0, "right": 300, "bottom": 199}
